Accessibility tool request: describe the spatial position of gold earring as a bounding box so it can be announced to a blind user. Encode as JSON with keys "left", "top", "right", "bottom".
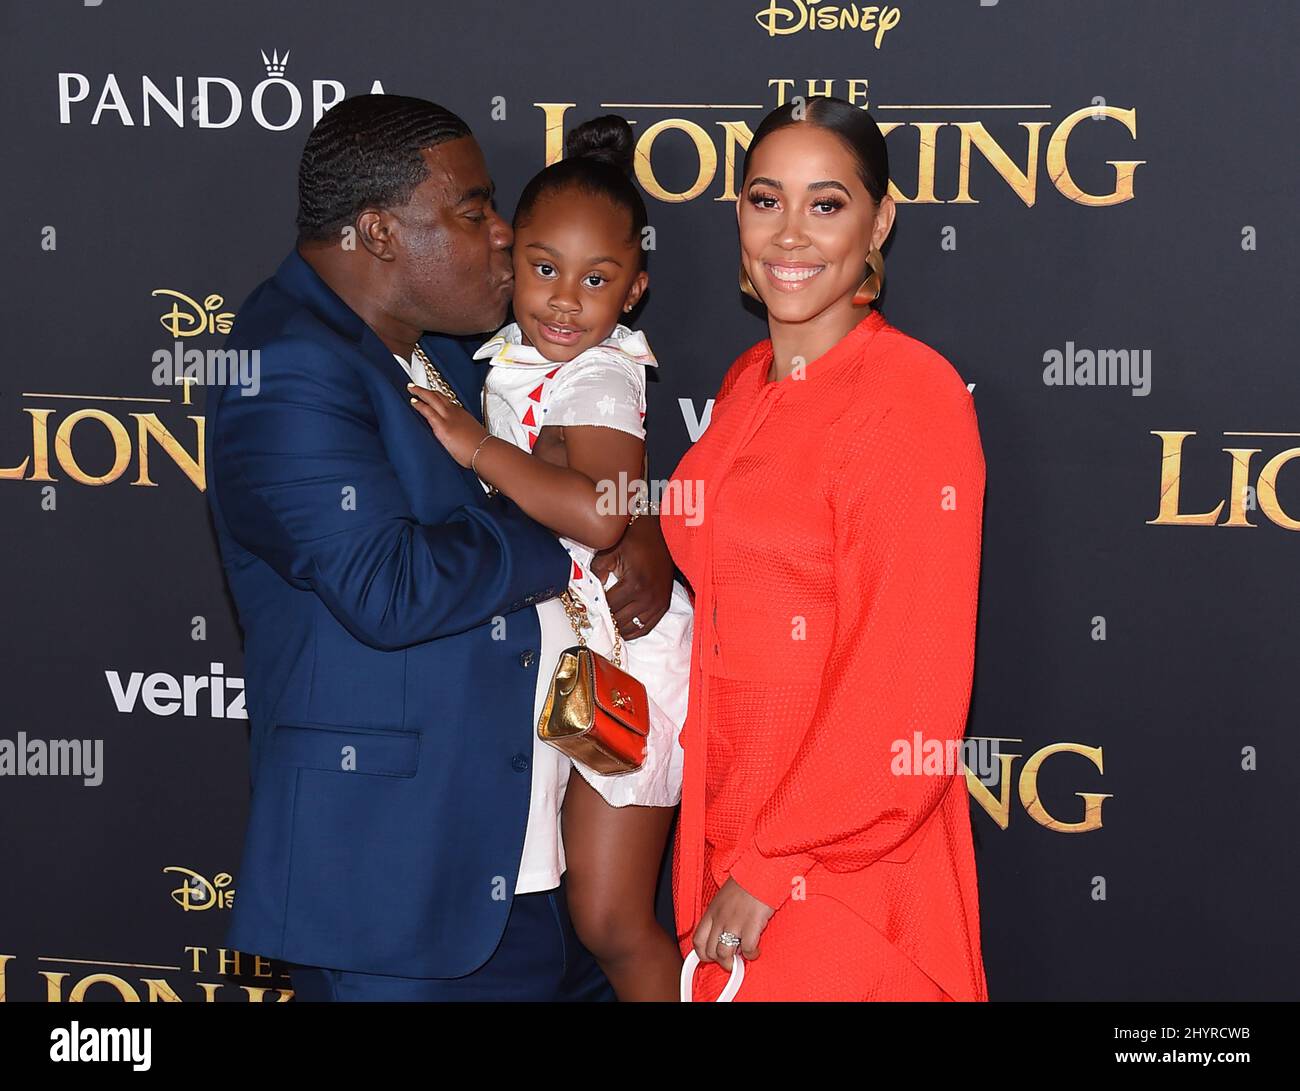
{"left": 739, "top": 263, "right": 761, "bottom": 301}
{"left": 853, "top": 248, "right": 885, "bottom": 306}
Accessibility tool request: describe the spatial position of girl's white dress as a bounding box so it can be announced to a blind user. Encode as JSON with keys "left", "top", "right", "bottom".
{"left": 472, "top": 322, "right": 691, "bottom": 809}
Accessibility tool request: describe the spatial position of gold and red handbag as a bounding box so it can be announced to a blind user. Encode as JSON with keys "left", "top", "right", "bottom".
{"left": 537, "top": 590, "right": 649, "bottom": 775}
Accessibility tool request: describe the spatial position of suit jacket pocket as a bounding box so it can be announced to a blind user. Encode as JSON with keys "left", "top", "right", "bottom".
{"left": 271, "top": 721, "right": 419, "bottom": 778}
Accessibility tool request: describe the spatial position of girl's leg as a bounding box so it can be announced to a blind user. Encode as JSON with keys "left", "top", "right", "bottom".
{"left": 561, "top": 772, "right": 681, "bottom": 1001}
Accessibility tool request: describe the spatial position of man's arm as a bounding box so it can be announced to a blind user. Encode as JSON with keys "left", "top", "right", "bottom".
{"left": 590, "top": 509, "right": 674, "bottom": 640}
{"left": 212, "top": 337, "right": 570, "bottom": 650}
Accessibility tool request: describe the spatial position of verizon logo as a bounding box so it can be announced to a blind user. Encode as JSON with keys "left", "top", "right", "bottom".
{"left": 106, "top": 663, "right": 246, "bottom": 719}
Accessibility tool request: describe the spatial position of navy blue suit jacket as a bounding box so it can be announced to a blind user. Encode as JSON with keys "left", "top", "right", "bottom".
{"left": 206, "top": 250, "right": 570, "bottom": 977}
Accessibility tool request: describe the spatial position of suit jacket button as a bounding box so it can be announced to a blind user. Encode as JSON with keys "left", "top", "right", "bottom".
{"left": 519, "top": 649, "right": 536, "bottom": 668}
{"left": 511, "top": 753, "right": 530, "bottom": 772}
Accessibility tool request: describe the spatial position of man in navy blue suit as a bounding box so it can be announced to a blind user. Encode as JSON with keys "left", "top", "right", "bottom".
{"left": 205, "top": 95, "right": 674, "bottom": 1001}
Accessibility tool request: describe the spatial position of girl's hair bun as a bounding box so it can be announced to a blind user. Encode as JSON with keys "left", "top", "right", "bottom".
{"left": 564, "top": 115, "right": 635, "bottom": 177}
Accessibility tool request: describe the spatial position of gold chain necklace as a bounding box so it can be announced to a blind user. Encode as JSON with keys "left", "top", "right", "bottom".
{"left": 411, "top": 342, "right": 498, "bottom": 496}
{"left": 411, "top": 343, "right": 463, "bottom": 407}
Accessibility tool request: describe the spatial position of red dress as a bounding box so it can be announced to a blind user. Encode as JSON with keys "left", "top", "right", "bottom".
{"left": 661, "top": 310, "right": 989, "bottom": 1001}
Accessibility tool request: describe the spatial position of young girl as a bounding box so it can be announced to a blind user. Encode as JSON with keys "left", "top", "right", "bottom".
{"left": 408, "top": 115, "right": 692, "bottom": 1001}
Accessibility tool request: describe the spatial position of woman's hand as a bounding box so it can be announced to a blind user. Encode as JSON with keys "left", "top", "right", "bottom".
{"left": 693, "top": 877, "right": 775, "bottom": 971}
{"left": 408, "top": 384, "right": 488, "bottom": 469}
{"left": 590, "top": 513, "right": 673, "bottom": 640}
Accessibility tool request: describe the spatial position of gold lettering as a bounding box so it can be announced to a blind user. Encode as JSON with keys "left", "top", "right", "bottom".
{"left": 68, "top": 973, "right": 142, "bottom": 1002}
{"left": 1, "top": 408, "right": 56, "bottom": 481}
{"left": 40, "top": 971, "right": 69, "bottom": 1002}
{"left": 1222, "top": 448, "right": 1261, "bottom": 527}
{"left": 635, "top": 119, "right": 717, "bottom": 203}
{"left": 715, "top": 121, "right": 755, "bottom": 202}
{"left": 142, "top": 978, "right": 184, "bottom": 1002}
{"left": 768, "top": 78, "right": 796, "bottom": 105}
{"left": 133, "top": 413, "right": 205, "bottom": 489}
{"left": 965, "top": 751, "right": 1022, "bottom": 830}
{"left": 887, "top": 122, "right": 945, "bottom": 204}
{"left": 1147, "top": 431, "right": 1224, "bottom": 526}
{"left": 1256, "top": 447, "right": 1300, "bottom": 529}
{"left": 1047, "top": 105, "right": 1144, "bottom": 207}
{"left": 242, "top": 985, "right": 294, "bottom": 1002}
{"left": 954, "top": 122, "right": 1049, "bottom": 207}
{"left": 54, "top": 409, "right": 132, "bottom": 486}
{"left": 534, "top": 103, "right": 576, "bottom": 166}
{"left": 1019, "top": 743, "right": 1110, "bottom": 833}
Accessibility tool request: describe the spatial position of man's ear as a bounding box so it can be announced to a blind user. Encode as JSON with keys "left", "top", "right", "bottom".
{"left": 356, "top": 209, "right": 397, "bottom": 261}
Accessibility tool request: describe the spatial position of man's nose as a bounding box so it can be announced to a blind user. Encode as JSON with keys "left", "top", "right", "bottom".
{"left": 489, "top": 210, "right": 513, "bottom": 250}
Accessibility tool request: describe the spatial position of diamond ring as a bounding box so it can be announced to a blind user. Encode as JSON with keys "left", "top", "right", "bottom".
{"left": 718, "top": 931, "right": 742, "bottom": 948}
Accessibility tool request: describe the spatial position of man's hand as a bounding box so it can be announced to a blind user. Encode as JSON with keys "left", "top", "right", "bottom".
{"left": 590, "top": 513, "right": 672, "bottom": 640}
{"left": 693, "top": 877, "right": 775, "bottom": 971}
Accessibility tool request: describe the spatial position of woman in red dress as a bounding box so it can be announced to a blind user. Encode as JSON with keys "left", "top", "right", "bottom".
{"left": 661, "top": 97, "right": 989, "bottom": 1001}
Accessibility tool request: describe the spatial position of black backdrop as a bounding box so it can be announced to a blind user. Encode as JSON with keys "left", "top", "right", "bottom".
{"left": 2, "top": 0, "right": 1297, "bottom": 1002}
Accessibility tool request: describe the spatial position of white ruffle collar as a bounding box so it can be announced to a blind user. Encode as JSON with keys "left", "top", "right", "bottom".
{"left": 472, "top": 322, "right": 658, "bottom": 369}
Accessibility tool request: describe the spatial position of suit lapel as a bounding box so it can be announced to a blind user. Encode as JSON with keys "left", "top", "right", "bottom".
{"left": 355, "top": 323, "right": 421, "bottom": 403}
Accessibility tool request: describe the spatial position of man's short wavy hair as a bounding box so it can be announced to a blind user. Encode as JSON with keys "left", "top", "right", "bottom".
{"left": 295, "top": 94, "right": 472, "bottom": 244}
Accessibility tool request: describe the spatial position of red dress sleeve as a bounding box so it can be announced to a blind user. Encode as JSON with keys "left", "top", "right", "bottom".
{"left": 727, "top": 386, "right": 986, "bottom": 911}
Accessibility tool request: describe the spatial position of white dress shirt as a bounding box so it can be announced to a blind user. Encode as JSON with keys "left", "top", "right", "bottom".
{"left": 395, "top": 350, "right": 568, "bottom": 894}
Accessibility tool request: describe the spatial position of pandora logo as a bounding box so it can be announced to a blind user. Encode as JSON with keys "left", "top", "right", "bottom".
{"left": 57, "top": 49, "right": 386, "bottom": 130}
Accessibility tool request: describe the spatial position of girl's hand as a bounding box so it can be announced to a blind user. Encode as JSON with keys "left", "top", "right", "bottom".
{"left": 408, "top": 383, "right": 488, "bottom": 469}
{"left": 692, "top": 877, "right": 775, "bottom": 971}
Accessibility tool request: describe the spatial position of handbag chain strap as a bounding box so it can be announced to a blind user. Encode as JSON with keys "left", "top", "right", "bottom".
{"left": 560, "top": 589, "right": 624, "bottom": 669}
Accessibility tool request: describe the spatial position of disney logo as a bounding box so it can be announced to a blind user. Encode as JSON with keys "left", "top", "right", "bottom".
{"left": 164, "top": 866, "right": 235, "bottom": 911}
{"left": 152, "top": 289, "right": 235, "bottom": 338}
{"left": 754, "top": 1, "right": 902, "bottom": 44}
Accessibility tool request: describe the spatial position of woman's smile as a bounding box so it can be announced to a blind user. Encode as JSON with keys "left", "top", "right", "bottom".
{"left": 763, "top": 261, "right": 827, "bottom": 290}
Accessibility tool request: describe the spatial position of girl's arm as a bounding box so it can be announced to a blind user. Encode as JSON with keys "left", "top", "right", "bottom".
{"left": 406, "top": 383, "right": 642, "bottom": 551}
{"left": 474, "top": 424, "right": 644, "bottom": 550}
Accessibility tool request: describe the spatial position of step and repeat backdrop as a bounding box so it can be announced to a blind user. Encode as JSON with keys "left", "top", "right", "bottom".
{"left": 1, "top": 0, "right": 1295, "bottom": 1002}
